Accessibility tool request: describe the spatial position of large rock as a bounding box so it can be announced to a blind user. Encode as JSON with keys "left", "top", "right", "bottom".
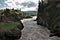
{"left": 37, "top": 1, "right": 60, "bottom": 37}
{"left": 0, "top": 28, "right": 5, "bottom": 40}
{"left": 5, "top": 27, "right": 21, "bottom": 40}
{"left": 4, "top": 21, "right": 24, "bottom": 40}
{"left": 0, "top": 9, "right": 24, "bottom": 40}
{"left": 17, "top": 21, "right": 24, "bottom": 30}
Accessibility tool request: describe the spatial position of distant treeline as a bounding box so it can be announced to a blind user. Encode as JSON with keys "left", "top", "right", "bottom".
{"left": 0, "top": 8, "right": 37, "bottom": 19}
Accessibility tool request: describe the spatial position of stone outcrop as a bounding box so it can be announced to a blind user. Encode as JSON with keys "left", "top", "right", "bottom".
{"left": 0, "top": 23, "right": 24, "bottom": 40}
{"left": 37, "top": 1, "right": 60, "bottom": 37}
{"left": 0, "top": 9, "right": 24, "bottom": 40}
{"left": 17, "top": 21, "right": 24, "bottom": 30}
{"left": 4, "top": 22, "right": 24, "bottom": 40}
{"left": 0, "top": 28, "right": 5, "bottom": 40}
{"left": 5, "top": 27, "right": 21, "bottom": 40}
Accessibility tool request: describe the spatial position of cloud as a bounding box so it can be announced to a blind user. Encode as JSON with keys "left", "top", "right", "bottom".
{"left": 0, "top": 0, "right": 39, "bottom": 11}
{"left": 21, "top": 1, "right": 37, "bottom": 8}
{"left": 21, "top": 7, "right": 37, "bottom": 11}
{"left": 14, "top": 0, "right": 38, "bottom": 4}
{"left": 5, "top": 0, "right": 17, "bottom": 8}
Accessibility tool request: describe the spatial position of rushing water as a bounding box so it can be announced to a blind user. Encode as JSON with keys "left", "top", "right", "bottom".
{"left": 20, "top": 16, "right": 60, "bottom": 40}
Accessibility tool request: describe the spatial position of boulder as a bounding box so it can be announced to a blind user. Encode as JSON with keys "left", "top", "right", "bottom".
{"left": 37, "top": 1, "right": 60, "bottom": 37}
{"left": 0, "top": 28, "right": 5, "bottom": 40}
{"left": 17, "top": 21, "right": 24, "bottom": 30}
{"left": 0, "top": 9, "right": 24, "bottom": 40}
{"left": 5, "top": 27, "right": 21, "bottom": 40}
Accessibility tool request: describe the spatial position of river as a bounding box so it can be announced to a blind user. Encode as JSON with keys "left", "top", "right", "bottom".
{"left": 20, "top": 16, "right": 60, "bottom": 40}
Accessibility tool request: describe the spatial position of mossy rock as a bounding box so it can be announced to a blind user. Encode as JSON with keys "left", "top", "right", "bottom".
{"left": 5, "top": 27, "right": 21, "bottom": 39}
{"left": 0, "top": 22, "right": 20, "bottom": 31}
{"left": 0, "top": 19, "right": 24, "bottom": 40}
{"left": 0, "top": 21, "right": 24, "bottom": 40}
{"left": 0, "top": 9, "right": 24, "bottom": 40}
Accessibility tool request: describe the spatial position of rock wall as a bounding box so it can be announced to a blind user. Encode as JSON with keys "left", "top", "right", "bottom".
{"left": 0, "top": 21, "right": 24, "bottom": 40}
{"left": 37, "top": 1, "right": 60, "bottom": 37}
{"left": 0, "top": 9, "right": 24, "bottom": 40}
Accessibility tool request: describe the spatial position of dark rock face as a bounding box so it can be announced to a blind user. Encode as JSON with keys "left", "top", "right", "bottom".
{"left": 5, "top": 27, "right": 21, "bottom": 40}
{"left": 49, "top": 32, "right": 60, "bottom": 37}
{"left": 4, "top": 21, "right": 24, "bottom": 40}
{"left": 0, "top": 29, "right": 5, "bottom": 40}
{"left": 37, "top": 1, "right": 49, "bottom": 27}
{"left": 17, "top": 21, "right": 24, "bottom": 30}
{"left": 0, "top": 22, "right": 24, "bottom": 40}
{"left": 0, "top": 9, "right": 24, "bottom": 40}
{"left": 37, "top": 1, "right": 60, "bottom": 37}
{"left": 0, "top": 15, "right": 7, "bottom": 22}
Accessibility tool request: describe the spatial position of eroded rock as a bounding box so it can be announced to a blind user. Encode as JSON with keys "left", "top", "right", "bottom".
{"left": 0, "top": 9, "right": 24, "bottom": 40}
{"left": 37, "top": 1, "right": 60, "bottom": 37}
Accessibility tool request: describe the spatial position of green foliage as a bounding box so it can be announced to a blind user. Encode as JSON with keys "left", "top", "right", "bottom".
{"left": 0, "top": 22, "right": 20, "bottom": 31}
{"left": 0, "top": 10, "right": 4, "bottom": 15}
{"left": 0, "top": 8, "right": 36, "bottom": 19}
{"left": 22, "top": 12, "right": 32, "bottom": 18}
{"left": 0, "top": 9, "right": 23, "bottom": 31}
{"left": 0, "top": 9, "right": 24, "bottom": 20}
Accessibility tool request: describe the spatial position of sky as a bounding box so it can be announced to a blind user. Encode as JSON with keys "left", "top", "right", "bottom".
{"left": 0, "top": 0, "right": 40, "bottom": 11}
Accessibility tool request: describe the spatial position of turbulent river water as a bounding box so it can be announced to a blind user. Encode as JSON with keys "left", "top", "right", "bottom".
{"left": 20, "top": 16, "right": 60, "bottom": 40}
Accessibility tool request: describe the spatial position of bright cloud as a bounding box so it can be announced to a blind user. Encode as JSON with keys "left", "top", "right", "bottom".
{"left": 21, "top": 7, "right": 37, "bottom": 11}
{"left": 5, "top": 0, "right": 17, "bottom": 8}
{"left": 14, "top": 0, "right": 38, "bottom": 3}
{"left": 2, "top": 0, "right": 39, "bottom": 11}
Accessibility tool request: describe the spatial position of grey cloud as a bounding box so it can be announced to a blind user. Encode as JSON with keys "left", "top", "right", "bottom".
{"left": 20, "top": 1, "right": 37, "bottom": 8}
